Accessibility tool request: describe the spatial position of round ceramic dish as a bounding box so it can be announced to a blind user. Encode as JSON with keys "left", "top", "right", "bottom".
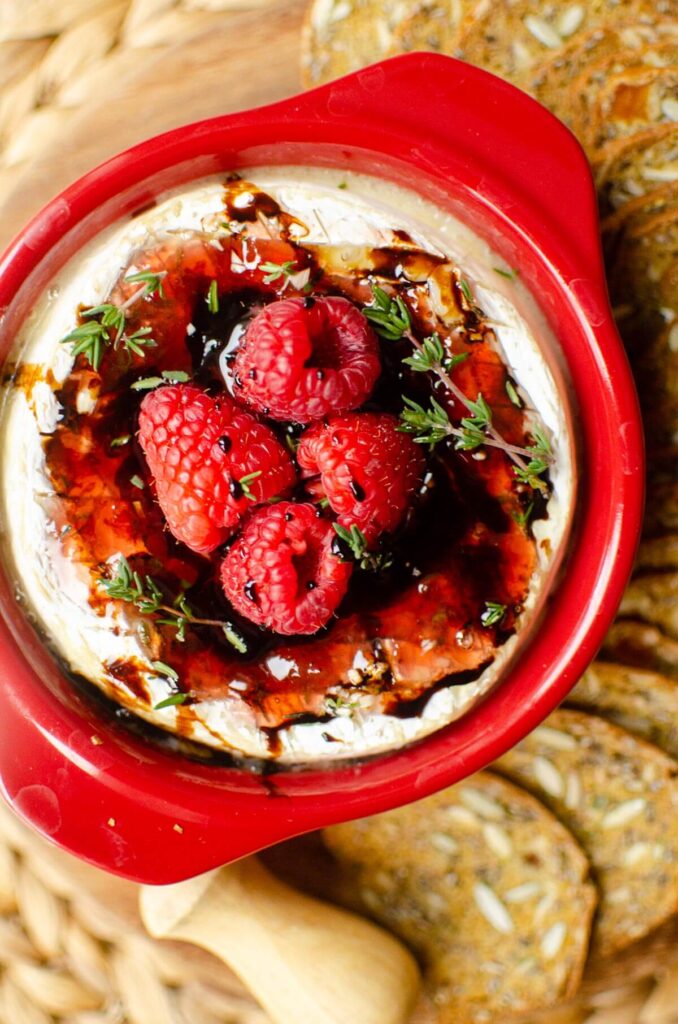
{"left": 0, "top": 54, "right": 643, "bottom": 883}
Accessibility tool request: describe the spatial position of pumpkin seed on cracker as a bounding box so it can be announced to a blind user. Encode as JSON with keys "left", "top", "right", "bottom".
{"left": 301, "top": 0, "right": 418, "bottom": 86}
{"left": 324, "top": 771, "right": 596, "bottom": 1024}
{"left": 453, "top": 0, "right": 674, "bottom": 84}
{"left": 568, "top": 661, "right": 678, "bottom": 759}
{"left": 496, "top": 708, "right": 678, "bottom": 956}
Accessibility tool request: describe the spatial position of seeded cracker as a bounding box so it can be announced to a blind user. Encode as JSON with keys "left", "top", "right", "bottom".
{"left": 636, "top": 532, "right": 678, "bottom": 570}
{"left": 496, "top": 708, "right": 678, "bottom": 955}
{"left": 528, "top": 24, "right": 678, "bottom": 123}
{"left": 453, "top": 1, "right": 674, "bottom": 84}
{"left": 323, "top": 771, "right": 596, "bottom": 1024}
{"left": 568, "top": 661, "right": 678, "bottom": 759}
{"left": 603, "top": 620, "right": 678, "bottom": 678}
{"left": 619, "top": 572, "right": 678, "bottom": 640}
{"left": 301, "top": 0, "right": 419, "bottom": 86}
{"left": 391, "top": 0, "right": 483, "bottom": 57}
{"left": 595, "top": 123, "right": 678, "bottom": 215}
{"left": 585, "top": 67, "right": 678, "bottom": 156}
{"left": 601, "top": 179, "right": 678, "bottom": 242}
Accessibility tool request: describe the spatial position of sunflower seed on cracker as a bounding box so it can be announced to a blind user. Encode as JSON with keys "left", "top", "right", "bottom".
{"left": 323, "top": 771, "right": 595, "bottom": 1023}
{"left": 453, "top": 0, "right": 675, "bottom": 84}
{"left": 568, "top": 660, "right": 678, "bottom": 758}
{"left": 301, "top": 0, "right": 419, "bottom": 86}
{"left": 495, "top": 708, "right": 678, "bottom": 955}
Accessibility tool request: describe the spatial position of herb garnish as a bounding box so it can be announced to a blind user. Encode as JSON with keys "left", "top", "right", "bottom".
{"left": 512, "top": 502, "right": 534, "bottom": 531}
{"left": 154, "top": 693, "right": 188, "bottom": 711}
{"left": 59, "top": 271, "right": 168, "bottom": 370}
{"left": 363, "top": 284, "right": 553, "bottom": 490}
{"left": 238, "top": 470, "right": 262, "bottom": 501}
{"left": 207, "top": 279, "right": 219, "bottom": 313}
{"left": 402, "top": 331, "right": 469, "bottom": 375}
{"left": 131, "top": 369, "right": 190, "bottom": 391}
{"left": 505, "top": 379, "right": 522, "bottom": 408}
{"left": 459, "top": 278, "right": 474, "bottom": 304}
{"left": 481, "top": 601, "right": 507, "bottom": 627}
{"left": 260, "top": 260, "right": 298, "bottom": 287}
{"left": 493, "top": 267, "right": 519, "bottom": 281}
{"left": 100, "top": 555, "right": 248, "bottom": 652}
{"left": 333, "top": 523, "right": 393, "bottom": 572}
{"left": 124, "top": 270, "right": 167, "bottom": 299}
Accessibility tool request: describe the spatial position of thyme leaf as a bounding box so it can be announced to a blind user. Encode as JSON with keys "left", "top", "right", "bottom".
{"left": 481, "top": 601, "right": 507, "bottom": 627}
{"left": 207, "top": 279, "right": 219, "bottom": 313}
{"left": 364, "top": 284, "right": 411, "bottom": 340}
{"left": 332, "top": 523, "right": 393, "bottom": 572}
{"left": 100, "top": 555, "right": 248, "bottom": 653}
{"left": 260, "top": 260, "right": 298, "bottom": 286}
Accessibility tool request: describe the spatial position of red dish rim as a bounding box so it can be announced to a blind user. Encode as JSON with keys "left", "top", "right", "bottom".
{"left": 0, "top": 54, "right": 644, "bottom": 883}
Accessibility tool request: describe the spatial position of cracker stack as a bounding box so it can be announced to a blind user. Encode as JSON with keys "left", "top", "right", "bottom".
{"left": 304, "top": 2, "right": 678, "bottom": 1019}
{"left": 302, "top": 1, "right": 678, "bottom": 451}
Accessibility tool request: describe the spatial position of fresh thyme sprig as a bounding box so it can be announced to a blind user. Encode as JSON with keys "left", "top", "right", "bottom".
{"left": 399, "top": 394, "right": 548, "bottom": 467}
{"left": 131, "top": 369, "right": 190, "bottom": 391}
{"left": 100, "top": 555, "right": 248, "bottom": 652}
{"left": 364, "top": 285, "right": 411, "bottom": 341}
{"left": 260, "top": 260, "right": 298, "bottom": 287}
{"left": 400, "top": 396, "right": 454, "bottom": 448}
{"left": 481, "top": 601, "right": 507, "bottom": 627}
{"left": 333, "top": 523, "right": 393, "bottom": 572}
{"left": 512, "top": 427, "right": 552, "bottom": 493}
{"left": 363, "top": 283, "right": 553, "bottom": 488}
{"left": 60, "top": 270, "right": 167, "bottom": 371}
{"left": 402, "top": 331, "right": 469, "bottom": 375}
{"left": 238, "top": 470, "right": 262, "bottom": 502}
{"left": 207, "top": 279, "right": 219, "bottom": 313}
{"left": 124, "top": 270, "right": 167, "bottom": 299}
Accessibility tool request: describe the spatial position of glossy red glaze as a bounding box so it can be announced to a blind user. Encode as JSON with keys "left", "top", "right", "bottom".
{"left": 0, "top": 54, "right": 643, "bottom": 883}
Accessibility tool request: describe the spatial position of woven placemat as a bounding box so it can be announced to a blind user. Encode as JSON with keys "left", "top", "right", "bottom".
{"left": 1, "top": 2, "right": 677, "bottom": 1022}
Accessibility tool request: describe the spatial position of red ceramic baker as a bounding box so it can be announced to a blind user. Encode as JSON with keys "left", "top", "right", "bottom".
{"left": 0, "top": 54, "right": 643, "bottom": 883}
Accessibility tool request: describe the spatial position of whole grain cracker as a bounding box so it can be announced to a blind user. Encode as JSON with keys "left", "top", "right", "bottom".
{"left": 496, "top": 708, "right": 678, "bottom": 956}
{"left": 603, "top": 620, "right": 678, "bottom": 678}
{"left": 566, "top": 44, "right": 678, "bottom": 148}
{"left": 601, "top": 180, "right": 678, "bottom": 239}
{"left": 608, "top": 207, "right": 678, "bottom": 352}
{"left": 391, "top": 0, "right": 483, "bottom": 57}
{"left": 453, "top": 1, "right": 675, "bottom": 84}
{"left": 323, "top": 771, "right": 596, "bottom": 1024}
{"left": 568, "top": 661, "right": 678, "bottom": 759}
{"left": 300, "top": 0, "right": 418, "bottom": 87}
{"left": 594, "top": 123, "right": 678, "bottom": 214}
{"left": 619, "top": 572, "right": 678, "bottom": 639}
{"left": 529, "top": 25, "right": 678, "bottom": 123}
{"left": 586, "top": 66, "right": 678, "bottom": 156}
{"left": 636, "top": 532, "right": 678, "bottom": 570}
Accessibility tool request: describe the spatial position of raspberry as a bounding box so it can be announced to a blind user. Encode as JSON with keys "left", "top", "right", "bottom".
{"left": 221, "top": 502, "right": 352, "bottom": 635}
{"left": 297, "top": 413, "right": 426, "bottom": 542}
{"left": 138, "top": 385, "right": 296, "bottom": 555}
{"left": 233, "top": 295, "right": 381, "bottom": 422}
